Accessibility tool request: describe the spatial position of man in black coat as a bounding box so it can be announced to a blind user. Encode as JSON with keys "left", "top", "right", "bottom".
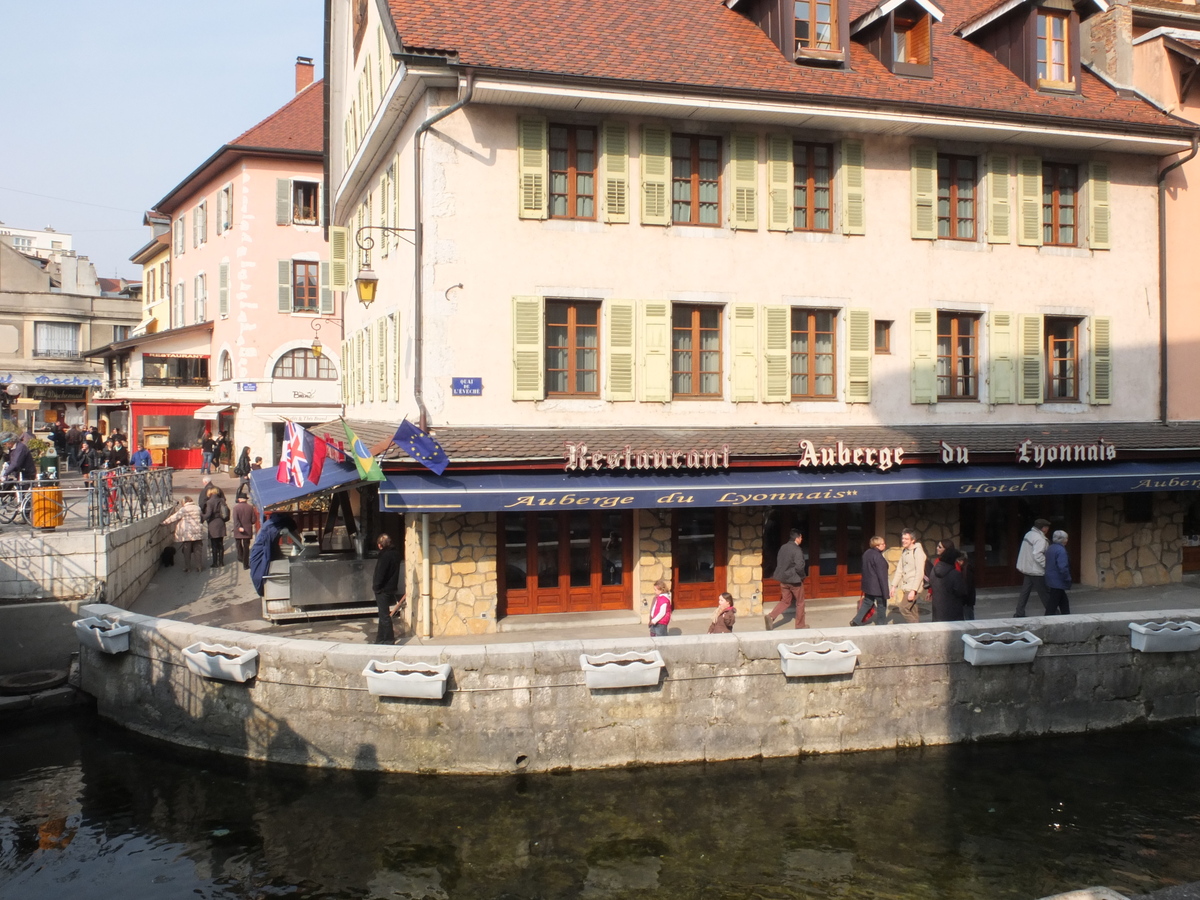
{"left": 5, "top": 433, "right": 36, "bottom": 482}
{"left": 372, "top": 534, "right": 405, "bottom": 644}
{"left": 852, "top": 536, "right": 891, "bottom": 625}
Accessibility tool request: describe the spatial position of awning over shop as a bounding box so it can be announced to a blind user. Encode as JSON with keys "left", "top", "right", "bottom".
{"left": 379, "top": 461, "right": 1200, "bottom": 513}
{"left": 252, "top": 406, "right": 343, "bottom": 423}
{"left": 193, "top": 404, "right": 234, "bottom": 421}
{"left": 248, "top": 458, "right": 363, "bottom": 509}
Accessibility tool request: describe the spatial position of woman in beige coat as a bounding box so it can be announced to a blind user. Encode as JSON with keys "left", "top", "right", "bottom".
{"left": 162, "top": 496, "right": 206, "bottom": 572}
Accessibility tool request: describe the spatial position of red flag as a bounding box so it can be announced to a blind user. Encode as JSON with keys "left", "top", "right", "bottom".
{"left": 308, "top": 431, "right": 327, "bottom": 485}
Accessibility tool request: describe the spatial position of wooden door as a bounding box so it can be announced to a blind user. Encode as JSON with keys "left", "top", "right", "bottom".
{"left": 960, "top": 496, "right": 1081, "bottom": 587}
{"left": 671, "top": 509, "right": 727, "bottom": 609}
{"left": 762, "top": 503, "right": 872, "bottom": 602}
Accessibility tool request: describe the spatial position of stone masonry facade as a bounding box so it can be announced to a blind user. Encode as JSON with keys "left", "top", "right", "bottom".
{"left": 1095, "top": 492, "right": 1186, "bottom": 589}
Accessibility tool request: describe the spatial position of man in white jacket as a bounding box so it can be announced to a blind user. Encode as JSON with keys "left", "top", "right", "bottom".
{"left": 1014, "top": 518, "right": 1052, "bottom": 617}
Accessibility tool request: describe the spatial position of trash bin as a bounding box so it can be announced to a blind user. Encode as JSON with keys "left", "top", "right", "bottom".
{"left": 32, "top": 484, "right": 66, "bottom": 530}
{"left": 38, "top": 454, "right": 59, "bottom": 482}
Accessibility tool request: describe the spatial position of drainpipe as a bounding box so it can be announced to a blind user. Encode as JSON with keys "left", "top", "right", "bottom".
{"left": 421, "top": 513, "right": 431, "bottom": 638}
{"left": 1157, "top": 134, "right": 1199, "bottom": 425}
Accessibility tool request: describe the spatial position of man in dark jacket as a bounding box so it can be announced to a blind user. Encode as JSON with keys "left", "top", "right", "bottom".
{"left": 765, "top": 529, "right": 807, "bottom": 630}
{"left": 852, "top": 536, "right": 891, "bottom": 626}
{"left": 5, "top": 433, "right": 36, "bottom": 483}
{"left": 372, "top": 534, "right": 404, "bottom": 644}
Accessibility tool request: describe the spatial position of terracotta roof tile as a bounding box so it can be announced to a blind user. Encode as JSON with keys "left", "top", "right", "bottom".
{"left": 386, "top": 0, "right": 1188, "bottom": 132}
{"left": 230, "top": 81, "right": 324, "bottom": 153}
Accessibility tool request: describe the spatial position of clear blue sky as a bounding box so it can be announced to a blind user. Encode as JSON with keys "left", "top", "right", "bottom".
{"left": 0, "top": 1, "right": 324, "bottom": 279}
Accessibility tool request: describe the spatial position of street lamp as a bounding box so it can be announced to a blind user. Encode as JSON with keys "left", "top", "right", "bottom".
{"left": 309, "top": 318, "right": 325, "bottom": 358}
{"left": 352, "top": 225, "right": 414, "bottom": 307}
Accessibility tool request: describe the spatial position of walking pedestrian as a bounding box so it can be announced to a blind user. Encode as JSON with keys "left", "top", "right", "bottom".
{"left": 890, "top": 528, "right": 927, "bottom": 624}
{"left": 372, "top": 534, "right": 404, "bottom": 644}
{"left": 1014, "top": 518, "right": 1052, "bottom": 617}
{"left": 161, "top": 497, "right": 206, "bottom": 572}
{"left": 66, "top": 425, "right": 82, "bottom": 468}
{"left": 765, "top": 529, "right": 807, "bottom": 630}
{"left": 200, "top": 433, "right": 216, "bottom": 474}
{"left": 202, "top": 486, "right": 228, "bottom": 567}
{"left": 957, "top": 550, "right": 977, "bottom": 620}
{"left": 231, "top": 494, "right": 258, "bottom": 569}
{"left": 1044, "top": 530, "right": 1072, "bottom": 615}
{"left": 649, "top": 579, "right": 672, "bottom": 637}
{"left": 708, "top": 591, "right": 737, "bottom": 634}
{"left": 851, "top": 535, "right": 890, "bottom": 625}
{"left": 929, "top": 540, "right": 969, "bottom": 621}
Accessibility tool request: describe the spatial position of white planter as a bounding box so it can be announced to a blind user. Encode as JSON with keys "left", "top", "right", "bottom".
{"left": 1129, "top": 620, "right": 1200, "bottom": 653}
{"left": 362, "top": 660, "right": 452, "bottom": 699}
{"left": 73, "top": 617, "right": 131, "bottom": 655}
{"left": 778, "top": 641, "right": 861, "bottom": 677}
{"left": 962, "top": 631, "right": 1042, "bottom": 666}
{"left": 182, "top": 642, "right": 259, "bottom": 683}
{"left": 580, "top": 651, "right": 665, "bottom": 690}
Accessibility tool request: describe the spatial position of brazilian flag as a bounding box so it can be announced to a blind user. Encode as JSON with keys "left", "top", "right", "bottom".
{"left": 341, "top": 419, "right": 385, "bottom": 482}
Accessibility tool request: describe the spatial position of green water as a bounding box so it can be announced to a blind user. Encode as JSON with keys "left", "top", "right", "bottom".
{"left": 1, "top": 713, "right": 1198, "bottom": 899}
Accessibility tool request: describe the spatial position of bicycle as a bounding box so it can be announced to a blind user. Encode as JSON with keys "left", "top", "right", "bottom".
{"left": 0, "top": 480, "right": 33, "bottom": 526}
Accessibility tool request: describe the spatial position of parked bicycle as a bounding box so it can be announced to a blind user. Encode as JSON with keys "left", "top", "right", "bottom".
{"left": 0, "top": 477, "right": 34, "bottom": 526}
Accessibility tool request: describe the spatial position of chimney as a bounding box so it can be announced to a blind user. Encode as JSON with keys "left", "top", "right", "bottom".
{"left": 295, "top": 56, "right": 315, "bottom": 93}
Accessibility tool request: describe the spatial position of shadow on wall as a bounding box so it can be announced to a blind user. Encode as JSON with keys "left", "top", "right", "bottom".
{"left": 0, "top": 532, "right": 103, "bottom": 602}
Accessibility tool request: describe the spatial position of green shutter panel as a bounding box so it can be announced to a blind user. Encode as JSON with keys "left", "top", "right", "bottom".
{"left": 277, "top": 260, "right": 292, "bottom": 313}
{"left": 378, "top": 319, "right": 388, "bottom": 399}
{"left": 640, "top": 300, "right": 672, "bottom": 401}
{"left": 1018, "top": 314, "right": 1044, "bottom": 404}
{"left": 512, "top": 295, "right": 544, "bottom": 400}
{"left": 276, "top": 179, "right": 291, "bottom": 225}
{"left": 329, "top": 226, "right": 349, "bottom": 290}
{"left": 1089, "top": 161, "right": 1111, "bottom": 250}
{"left": 640, "top": 125, "right": 671, "bottom": 226}
{"left": 218, "top": 262, "right": 229, "bottom": 316}
{"left": 987, "top": 153, "right": 1012, "bottom": 244}
{"left": 340, "top": 340, "right": 350, "bottom": 406}
{"left": 730, "top": 304, "right": 758, "bottom": 402}
{"left": 911, "top": 146, "right": 937, "bottom": 240}
{"left": 320, "top": 262, "right": 333, "bottom": 314}
{"left": 767, "top": 135, "right": 793, "bottom": 232}
{"left": 367, "top": 321, "right": 376, "bottom": 403}
{"left": 606, "top": 300, "right": 636, "bottom": 400}
{"left": 393, "top": 312, "right": 403, "bottom": 402}
{"left": 1090, "top": 316, "right": 1112, "bottom": 404}
{"left": 841, "top": 140, "right": 865, "bottom": 235}
{"left": 762, "top": 306, "right": 790, "bottom": 403}
{"left": 988, "top": 311, "right": 1016, "bottom": 404}
{"left": 357, "top": 332, "right": 366, "bottom": 404}
{"left": 1017, "top": 157, "right": 1043, "bottom": 247}
{"left": 517, "top": 117, "right": 548, "bottom": 220}
{"left": 730, "top": 133, "right": 758, "bottom": 230}
{"left": 847, "top": 308, "right": 871, "bottom": 403}
{"left": 601, "top": 122, "right": 630, "bottom": 224}
{"left": 910, "top": 309, "right": 937, "bottom": 404}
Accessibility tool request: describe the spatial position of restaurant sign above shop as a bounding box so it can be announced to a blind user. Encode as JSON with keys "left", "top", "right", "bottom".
{"left": 564, "top": 442, "right": 730, "bottom": 472}
{"left": 798, "top": 440, "right": 904, "bottom": 472}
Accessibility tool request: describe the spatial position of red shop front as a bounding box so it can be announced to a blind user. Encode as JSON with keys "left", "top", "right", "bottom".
{"left": 129, "top": 401, "right": 208, "bottom": 469}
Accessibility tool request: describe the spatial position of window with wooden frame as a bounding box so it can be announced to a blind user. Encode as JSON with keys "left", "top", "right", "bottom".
{"left": 791, "top": 308, "right": 837, "bottom": 399}
{"left": 936, "top": 312, "right": 980, "bottom": 399}
{"left": 937, "top": 155, "right": 976, "bottom": 240}
{"left": 293, "top": 182, "right": 319, "bottom": 225}
{"left": 1045, "top": 316, "right": 1080, "bottom": 401}
{"left": 793, "top": 142, "right": 834, "bottom": 231}
{"left": 292, "top": 261, "right": 320, "bottom": 312}
{"left": 220, "top": 351, "right": 232, "bottom": 382}
{"left": 671, "top": 135, "right": 721, "bottom": 226}
{"left": 549, "top": 124, "right": 597, "bottom": 220}
{"left": 545, "top": 300, "right": 600, "bottom": 397}
{"left": 795, "top": 0, "right": 836, "bottom": 51}
{"left": 893, "top": 11, "right": 931, "bottom": 67}
{"left": 875, "top": 320, "right": 892, "bottom": 354}
{"left": 672, "top": 304, "right": 722, "bottom": 398}
{"left": 1036, "top": 10, "right": 1071, "bottom": 88}
{"left": 1042, "top": 162, "right": 1077, "bottom": 246}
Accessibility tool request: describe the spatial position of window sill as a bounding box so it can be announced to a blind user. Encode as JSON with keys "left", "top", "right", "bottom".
{"left": 794, "top": 48, "right": 847, "bottom": 66}
{"left": 1037, "top": 79, "right": 1078, "bottom": 94}
{"left": 1038, "top": 245, "right": 1090, "bottom": 259}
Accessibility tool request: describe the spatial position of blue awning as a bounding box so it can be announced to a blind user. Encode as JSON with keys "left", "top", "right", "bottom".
{"left": 379, "top": 461, "right": 1200, "bottom": 514}
{"left": 248, "top": 459, "right": 362, "bottom": 509}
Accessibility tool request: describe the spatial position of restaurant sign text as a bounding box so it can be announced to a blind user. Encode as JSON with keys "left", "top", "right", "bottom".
{"left": 564, "top": 442, "right": 730, "bottom": 472}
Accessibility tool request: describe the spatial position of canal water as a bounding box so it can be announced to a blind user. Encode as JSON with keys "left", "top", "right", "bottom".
{"left": 2, "top": 713, "right": 1199, "bottom": 900}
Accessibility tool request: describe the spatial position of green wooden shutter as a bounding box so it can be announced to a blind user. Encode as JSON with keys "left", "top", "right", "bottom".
{"left": 1018, "top": 314, "right": 1044, "bottom": 404}
{"left": 987, "top": 153, "right": 1012, "bottom": 244}
{"left": 1090, "top": 316, "right": 1112, "bottom": 404}
{"left": 762, "top": 306, "right": 790, "bottom": 403}
{"left": 377, "top": 319, "right": 388, "bottom": 400}
{"left": 606, "top": 300, "right": 635, "bottom": 400}
{"left": 841, "top": 139, "right": 865, "bottom": 235}
{"left": 910, "top": 309, "right": 937, "bottom": 404}
{"left": 847, "top": 308, "right": 871, "bottom": 403}
{"left": 1017, "top": 157, "right": 1043, "bottom": 247}
{"left": 340, "top": 340, "right": 349, "bottom": 406}
{"left": 320, "top": 262, "right": 333, "bottom": 314}
{"left": 512, "top": 295, "right": 544, "bottom": 400}
{"left": 277, "top": 260, "right": 292, "bottom": 313}
{"left": 276, "top": 179, "right": 291, "bottom": 225}
{"left": 329, "top": 226, "right": 349, "bottom": 290}
{"left": 640, "top": 300, "right": 672, "bottom": 401}
{"left": 517, "top": 117, "right": 548, "bottom": 220}
{"left": 218, "top": 262, "right": 229, "bottom": 316}
{"left": 367, "top": 321, "right": 376, "bottom": 403}
{"left": 1089, "top": 161, "right": 1111, "bottom": 250}
{"left": 394, "top": 312, "right": 403, "bottom": 402}
{"left": 767, "top": 135, "right": 793, "bottom": 232}
{"left": 730, "top": 304, "right": 758, "bottom": 402}
{"left": 911, "top": 146, "right": 937, "bottom": 240}
{"left": 988, "top": 311, "right": 1016, "bottom": 404}
{"left": 640, "top": 125, "right": 671, "bottom": 226}
{"left": 602, "top": 122, "right": 630, "bottom": 224}
{"left": 730, "top": 133, "right": 758, "bottom": 230}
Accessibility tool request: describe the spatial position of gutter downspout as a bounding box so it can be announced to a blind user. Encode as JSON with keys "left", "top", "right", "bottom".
{"left": 1157, "top": 134, "right": 1199, "bottom": 425}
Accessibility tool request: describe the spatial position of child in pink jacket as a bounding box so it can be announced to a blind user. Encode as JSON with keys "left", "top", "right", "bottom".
{"left": 649, "top": 579, "right": 672, "bottom": 637}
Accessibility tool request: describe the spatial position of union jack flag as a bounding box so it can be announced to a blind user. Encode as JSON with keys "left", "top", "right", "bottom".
{"left": 276, "top": 421, "right": 310, "bottom": 487}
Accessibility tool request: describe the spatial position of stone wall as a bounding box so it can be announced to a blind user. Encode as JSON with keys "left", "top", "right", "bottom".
{"left": 637, "top": 510, "right": 672, "bottom": 620}
{"left": 1095, "top": 492, "right": 1186, "bottom": 589}
{"left": 80, "top": 603, "right": 1200, "bottom": 775}
{"left": 884, "top": 499, "right": 959, "bottom": 558}
{"left": 726, "top": 507, "right": 763, "bottom": 615}
{"left": 425, "top": 511, "right": 498, "bottom": 636}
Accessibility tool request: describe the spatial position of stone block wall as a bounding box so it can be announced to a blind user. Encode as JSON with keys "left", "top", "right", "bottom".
{"left": 726, "top": 507, "right": 763, "bottom": 615}
{"left": 425, "top": 512, "right": 499, "bottom": 636}
{"left": 1094, "top": 492, "right": 1186, "bottom": 589}
{"left": 885, "top": 499, "right": 959, "bottom": 558}
{"left": 637, "top": 510, "right": 672, "bottom": 619}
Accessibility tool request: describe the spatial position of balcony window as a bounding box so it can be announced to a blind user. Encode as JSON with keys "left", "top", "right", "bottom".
{"left": 33, "top": 322, "right": 80, "bottom": 359}
{"left": 142, "top": 355, "right": 209, "bottom": 387}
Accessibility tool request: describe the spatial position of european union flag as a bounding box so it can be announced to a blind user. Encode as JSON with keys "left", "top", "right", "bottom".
{"left": 393, "top": 420, "right": 449, "bottom": 475}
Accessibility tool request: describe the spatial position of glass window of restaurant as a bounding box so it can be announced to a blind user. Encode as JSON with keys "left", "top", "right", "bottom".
{"left": 672, "top": 509, "right": 727, "bottom": 608}
{"left": 762, "top": 503, "right": 871, "bottom": 600}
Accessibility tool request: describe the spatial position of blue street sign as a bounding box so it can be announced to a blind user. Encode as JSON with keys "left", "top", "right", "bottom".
{"left": 452, "top": 377, "right": 482, "bottom": 396}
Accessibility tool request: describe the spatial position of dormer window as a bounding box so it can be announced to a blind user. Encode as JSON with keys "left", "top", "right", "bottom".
{"left": 796, "top": 0, "right": 836, "bottom": 51}
{"left": 956, "top": 0, "right": 1095, "bottom": 94}
{"left": 1036, "top": 9, "right": 1072, "bottom": 87}
{"left": 731, "top": 0, "right": 850, "bottom": 65}
{"left": 893, "top": 12, "right": 932, "bottom": 66}
{"left": 850, "top": 0, "right": 942, "bottom": 77}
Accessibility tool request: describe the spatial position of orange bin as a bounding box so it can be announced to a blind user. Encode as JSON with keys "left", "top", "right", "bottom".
{"left": 32, "top": 485, "right": 66, "bottom": 530}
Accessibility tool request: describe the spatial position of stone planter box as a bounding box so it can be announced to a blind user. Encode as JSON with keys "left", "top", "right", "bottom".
{"left": 579, "top": 651, "right": 665, "bottom": 690}
{"left": 1129, "top": 620, "right": 1200, "bottom": 653}
{"left": 73, "top": 617, "right": 131, "bottom": 655}
{"left": 778, "top": 641, "right": 861, "bottom": 677}
{"left": 182, "top": 642, "right": 259, "bottom": 683}
{"left": 362, "top": 660, "right": 452, "bottom": 699}
{"left": 962, "top": 631, "right": 1042, "bottom": 666}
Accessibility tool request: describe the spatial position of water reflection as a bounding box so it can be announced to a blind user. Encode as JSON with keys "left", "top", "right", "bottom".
{"left": 2, "top": 714, "right": 1200, "bottom": 899}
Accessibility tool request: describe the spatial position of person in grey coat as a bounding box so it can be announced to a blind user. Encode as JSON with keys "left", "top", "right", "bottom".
{"left": 766, "top": 529, "right": 807, "bottom": 630}
{"left": 851, "top": 536, "right": 890, "bottom": 625}
{"left": 1014, "top": 517, "right": 1051, "bottom": 617}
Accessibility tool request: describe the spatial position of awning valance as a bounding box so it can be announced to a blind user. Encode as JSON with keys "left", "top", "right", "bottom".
{"left": 193, "top": 404, "right": 234, "bottom": 421}
{"left": 378, "top": 461, "right": 1200, "bottom": 514}
{"left": 248, "top": 459, "right": 362, "bottom": 509}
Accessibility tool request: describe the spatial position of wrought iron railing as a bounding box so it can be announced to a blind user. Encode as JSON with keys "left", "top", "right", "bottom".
{"left": 87, "top": 467, "right": 176, "bottom": 530}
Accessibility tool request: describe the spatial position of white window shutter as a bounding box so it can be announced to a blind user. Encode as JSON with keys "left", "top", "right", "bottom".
{"left": 640, "top": 300, "right": 672, "bottom": 401}
{"left": 730, "top": 133, "right": 758, "bottom": 230}
{"left": 320, "top": 262, "right": 333, "bottom": 314}
{"left": 218, "top": 263, "right": 229, "bottom": 317}
{"left": 846, "top": 308, "right": 871, "bottom": 403}
{"left": 910, "top": 309, "right": 937, "bottom": 404}
{"left": 512, "top": 295, "right": 544, "bottom": 400}
{"left": 517, "top": 117, "right": 548, "bottom": 220}
{"left": 640, "top": 126, "right": 671, "bottom": 226}
{"left": 762, "top": 306, "right": 790, "bottom": 403}
{"left": 987, "top": 153, "right": 1012, "bottom": 244}
{"left": 601, "top": 123, "right": 630, "bottom": 224}
{"left": 841, "top": 140, "right": 865, "bottom": 235}
{"left": 329, "top": 226, "right": 349, "bottom": 290}
{"left": 1090, "top": 316, "right": 1112, "bottom": 404}
{"left": 277, "top": 260, "right": 292, "bottom": 313}
{"left": 1088, "top": 161, "right": 1111, "bottom": 250}
{"left": 988, "top": 312, "right": 1016, "bottom": 404}
{"left": 276, "top": 179, "right": 291, "bottom": 225}
{"left": 1018, "top": 314, "right": 1044, "bottom": 404}
{"left": 767, "top": 135, "right": 793, "bottom": 232}
{"left": 729, "top": 304, "right": 758, "bottom": 401}
{"left": 910, "top": 146, "right": 937, "bottom": 240}
{"left": 1017, "top": 157, "right": 1043, "bottom": 247}
{"left": 606, "top": 300, "right": 636, "bottom": 400}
